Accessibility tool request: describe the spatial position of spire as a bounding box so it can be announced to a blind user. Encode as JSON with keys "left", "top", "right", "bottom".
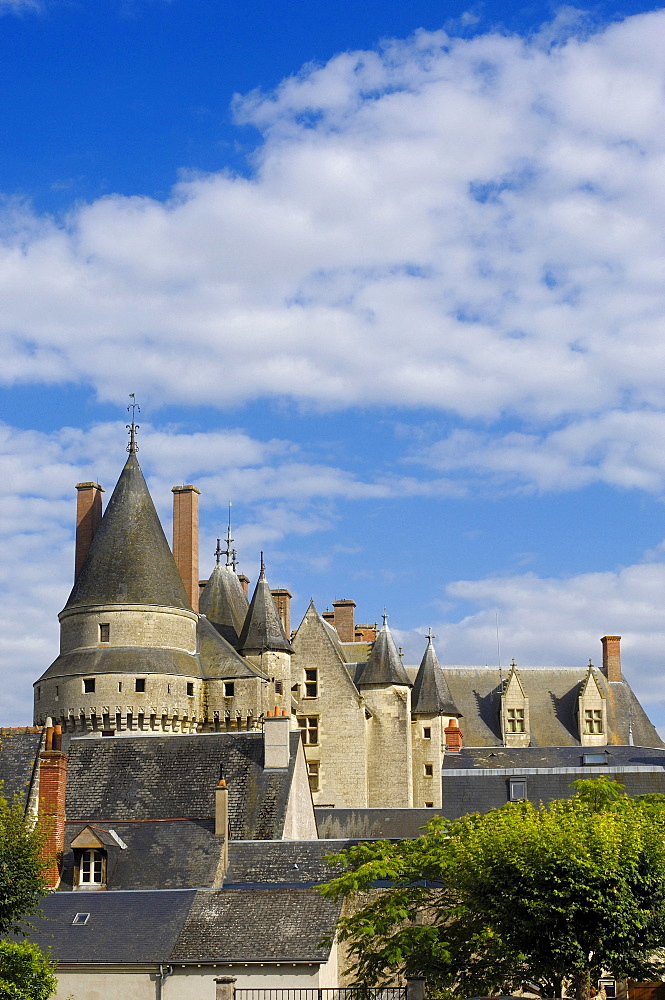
{"left": 358, "top": 615, "right": 411, "bottom": 687}
{"left": 199, "top": 553, "right": 249, "bottom": 648}
{"left": 412, "top": 631, "right": 459, "bottom": 716}
{"left": 238, "top": 556, "right": 293, "bottom": 655}
{"left": 64, "top": 449, "right": 190, "bottom": 611}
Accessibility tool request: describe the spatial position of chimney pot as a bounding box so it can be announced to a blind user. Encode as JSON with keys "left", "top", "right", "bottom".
{"left": 444, "top": 718, "right": 463, "bottom": 752}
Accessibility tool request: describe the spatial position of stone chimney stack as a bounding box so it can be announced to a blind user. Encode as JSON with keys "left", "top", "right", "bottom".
{"left": 263, "top": 708, "right": 290, "bottom": 769}
{"left": 333, "top": 599, "right": 356, "bottom": 642}
{"left": 601, "top": 635, "right": 622, "bottom": 682}
{"left": 271, "top": 589, "right": 292, "bottom": 638}
{"left": 172, "top": 485, "right": 201, "bottom": 612}
{"left": 75, "top": 482, "right": 104, "bottom": 578}
{"left": 214, "top": 772, "right": 229, "bottom": 876}
{"left": 444, "top": 718, "right": 463, "bottom": 752}
{"left": 39, "top": 722, "right": 67, "bottom": 888}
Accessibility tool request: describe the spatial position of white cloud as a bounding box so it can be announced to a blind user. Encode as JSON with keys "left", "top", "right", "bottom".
{"left": 394, "top": 557, "right": 665, "bottom": 725}
{"left": 2, "top": 11, "right": 665, "bottom": 455}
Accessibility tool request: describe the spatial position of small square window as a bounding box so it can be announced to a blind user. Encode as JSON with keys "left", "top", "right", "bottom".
{"left": 509, "top": 778, "right": 527, "bottom": 801}
{"left": 424, "top": 763, "right": 434, "bottom": 777}
{"left": 83, "top": 678, "right": 95, "bottom": 694}
{"left": 186, "top": 682, "right": 194, "bottom": 696}
{"left": 423, "top": 726, "right": 431, "bottom": 739}
{"left": 99, "top": 624, "right": 110, "bottom": 643}
{"left": 298, "top": 716, "right": 319, "bottom": 745}
{"left": 304, "top": 668, "right": 318, "bottom": 698}
{"left": 224, "top": 682, "right": 235, "bottom": 697}
{"left": 425, "top": 801, "right": 434, "bottom": 808}
{"left": 135, "top": 678, "right": 145, "bottom": 693}
{"left": 307, "top": 760, "right": 320, "bottom": 792}
{"left": 583, "top": 752, "right": 608, "bottom": 766}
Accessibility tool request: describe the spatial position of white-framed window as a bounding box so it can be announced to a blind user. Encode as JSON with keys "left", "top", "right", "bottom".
{"left": 506, "top": 708, "right": 525, "bottom": 733}
{"left": 422, "top": 726, "right": 431, "bottom": 739}
{"left": 304, "top": 668, "right": 318, "bottom": 698}
{"left": 78, "top": 849, "right": 104, "bottom": 886}
{"left": 298, "top": 716, "right": 319, "bottom": 745}
{"left": 509, "top": 777, "right": 527, "bottom": 801}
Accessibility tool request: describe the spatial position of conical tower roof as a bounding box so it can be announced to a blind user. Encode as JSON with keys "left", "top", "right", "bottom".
{"left": 412, "top": 634, "right": 459, "bottom": 715}
{"left": 65, "top": 450, "right": 190, "bottom": 611}
{"left": 199, "top": 563, "right": 249, "bottom": 648}
{"left": 358, "top": 617, "right": 411, "bottom": 687}
{"left": 238, "top": 557, "right": 293, "bottom": 655}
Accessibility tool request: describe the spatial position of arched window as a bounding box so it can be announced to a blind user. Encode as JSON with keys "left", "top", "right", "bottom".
{"left": 79, "top": 849, "right": 104, "bottom": 886}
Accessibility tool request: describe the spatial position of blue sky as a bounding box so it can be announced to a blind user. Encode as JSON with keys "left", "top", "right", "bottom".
{"left": 2, "top": 0, "right": 665, "bottom": 727}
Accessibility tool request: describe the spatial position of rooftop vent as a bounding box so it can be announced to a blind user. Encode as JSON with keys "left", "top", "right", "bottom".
{"left": 72, "top": 913, "right": 90, "bottom": 925}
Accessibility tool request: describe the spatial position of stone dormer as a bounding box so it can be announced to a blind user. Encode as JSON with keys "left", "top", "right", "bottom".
{"left": 501, "top": 664, "right": 530, "bottom": 747}
{"left": 578, "top": 665, "right": 607, "bottom": 746}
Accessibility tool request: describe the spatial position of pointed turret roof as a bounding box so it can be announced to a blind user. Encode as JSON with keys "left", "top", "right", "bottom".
{"left": 199, "top": 563, "right": 249, "bottom": 648}
{"left": 358, "top": 617, "right": 411, "bottom": 687}
{"left": 65, "top": 451, "right": 190, "bottom": 611}
{"left": 412, "top": 634, "right": 459, "bottom": 716}
{"left": 238, "top": 556, "right": 293, "bottom": 655}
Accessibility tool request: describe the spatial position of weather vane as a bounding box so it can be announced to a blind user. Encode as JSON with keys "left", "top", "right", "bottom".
{"left": 126, "top": 393, "right": 140, "bottom": 453}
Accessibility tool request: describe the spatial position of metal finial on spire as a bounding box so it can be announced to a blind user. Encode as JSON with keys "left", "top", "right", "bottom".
{"left": 223, "top": 503, "right": 235, "bottom": 568}
{"left": 510, "top": 657, "right": 517, "bottom": 668}
{"left": 231, "top": 548, "right": 238, "bottom": 572}
{"left": 215, "top": 538, "right": 222, "bottom": 566}
{"left": 382, "top": 608, "right": 388, "bottom": 627}
{"left": 260, "top": 551, "right": 265, "bottom": 577}
{"left": 426, "top": 627, "right": 436, "bottom": 643}
{"left": 126, "top": 394, "right": 140, "bottom": 453}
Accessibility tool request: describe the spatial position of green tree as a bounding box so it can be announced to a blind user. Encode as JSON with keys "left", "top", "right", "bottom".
{"left": 0, "top": 792, "right": 51, "bottom": 937}
{"left": 0, "top": 789, "right": 56, "bottom": 1000}
{"left": 0, "top": 941, "right": 58, "bottom": 1000}
{"left": 320, "top": 779, "right": 665, "bottom": 1000}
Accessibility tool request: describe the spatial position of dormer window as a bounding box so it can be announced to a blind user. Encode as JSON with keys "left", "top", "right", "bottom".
{"left": 506, "top": 708, "right": 525, "bottom": 733}
{"left": 584, "top": 709, "right": 603, "bottom": 734}
{"left": 78, "top": 849, "right": 105, "bottom": 887}
{"left": 501, "top": 666, "right": 529, "bottom": 747}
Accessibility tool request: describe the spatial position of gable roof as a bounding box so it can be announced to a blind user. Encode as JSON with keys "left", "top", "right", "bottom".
{"left": 238, "top": 561, "right": 293, "bottom": 655}
{"left": 64, "top": 451, "right": 190, "bottom": 612}
{"left": 170, "top": 888, "right": 340, "bottom": 963}
{"left": 439, "top": 665, "right": 663, "bottom": 747}
{"left": 357, "top": 622, "right": 411, "bottom": 688}
{"left": 199, "top": 563, "right": 249, "bottom": 648}
{"left": 64, "top": 731, "right": 303, "bottom": 840}
{"left": 412, "top": 638, "right": 459, "bottom": 715}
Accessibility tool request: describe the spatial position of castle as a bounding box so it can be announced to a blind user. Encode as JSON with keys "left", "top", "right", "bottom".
{"left": 33, "top": 426, "right": 664, "bottom": 814}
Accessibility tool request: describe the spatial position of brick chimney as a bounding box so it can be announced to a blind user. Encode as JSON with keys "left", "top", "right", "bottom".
{"left": 601, "top": 635, "right": 622, "bottom": 682}
{"left": 271, "top": 589, "right": 292, "bottom": 638}
{"left": 75, "top": 482, "right": 104, "bottom": 578}
{"left": 39, "top": 723, "right": 67, "bottom": 888}
{"left": 444, "top": 718, "right": 463, "bottom": 752}
{"left": 333, "top": 599, "right": 356, "bottom": 642}
{"left": 172, "top": 485, "right": 201, "bottom": 612}
{"left": 263, "top": 708, "right": 290, "bottom": 769}
{"left": 322, "top": 610, "right": 335, "bottom": 625}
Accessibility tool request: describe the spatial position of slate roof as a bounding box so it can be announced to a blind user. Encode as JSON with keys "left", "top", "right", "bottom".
{"left": 438, "top": 665, "right": 662, "bottom": 747}
{"left": 412, "top": 639, "right": 459, "bottom": 716}
{"left": 64, "top": 731, "right": 301, "bottom": 840}
{"left": 238, "top": 562, "right": 293, "bottom": 655}
{"left": 224, "top": 839, "right": 356, "bottom": 885}
{"left": 27, "top": 890, "right": 196, "bottom": 964}
{"left": 59, "top": 819, "right": 224, "bottom": 891}
{"left": 197, "top": 616, "right": 260, "bottom": 680}
{"left": 199, "top": 563, "right": 249, "bottom": 648}
{"left": 357, "top": 623, "right": 411, "bottom": 688}
{"left": 39, "top": 646, "right": 202, "bottom": 681}
{"left": 442, "top": 745, "right": 665, "bottom": 819}
{"left": 0, "top": 728, "right": 42, "bottom": 811}
{"left": 64, "top": 451, "right": 190, "bottom": 611}
{"left": 171, "top": 888, "right": 341, "bottom": 963}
